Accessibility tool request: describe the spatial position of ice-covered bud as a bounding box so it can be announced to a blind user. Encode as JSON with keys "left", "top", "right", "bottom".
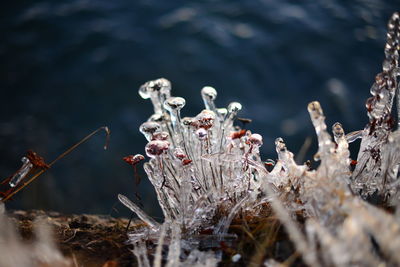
{"left": 382, "top": 59, "right": 392, "bottom": 72}
{"left": 194, "top": 110, "right": 215, "bottom": 130}
{"left": 229, "top": 129, "right": 247, "bottom": 140}
{"left": 163, "top": 97, "right": 186, "bottom": 112}
{"left": 307, "top": 101, "right": 323, "bottom": 120}
{"left": 152, "top": 131, "right": 169, "bottom": 141}
{"left": 145, "top": 140, "right": 170, "bottom": 158}
{"left": 196, "top": 128, "right": 208, "bottom": 140}
{"left": 224, "top": 102, "right": 242, "bottom": 129}
{"left": 332, "top": 122, "right": 344, "bottom": 140}
{"left": 228, "top": 102, "right": 242, "bottom": 114}
{"left": 369, "top": 84, "right": 380, "bottom": 98}
{"left": 182, "top": 159, "right": 192, "bottom": 165}
{"left": 264, "top": 159, "right": 275, "bottom": 167}
{"left": 123, "top": 154, "right": 145, "bottom": 166}
{"left": 139, "top": 78, "right": 171, "bottom": 99}
{"left": 174, "top": 147, "right": 187, "bottom": 159}
{"left": 375, "top": 73, "right": 385, "bottom": 87}
{"left": 181, "top": 117, "right": 194, "bottom": 127}
{"left": 201, "top": 86, "right": 217, "bottom": 101}
{"left": 164, "top": 97, "right": 186, "bottom": 133}
{"left": 274, "top": 137, "right": 298, "bottom": 169}
{"left": 201, "top": 86, "right": 217, "bottom": 111}
{"left": 138, "top": 85, "right": 151, "bottom": 100}
{"left": 248, "top": 133, "right": 263, "bottom": 147}
{"left": 275, "top": 137, "right": 286, "bottom": 152}
{"left": 139, "top": 78, "right": 171, "bottom": 114}
{"left": 140, "top": 122, "right": 161, "bottom": 141}
{"left": 365, "top": 97, "right": 375, "bottom": 113}
{"left": 148, "top": 113, "right": 164, "bottom": 122}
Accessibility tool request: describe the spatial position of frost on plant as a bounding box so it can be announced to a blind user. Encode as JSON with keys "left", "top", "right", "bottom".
{"left": 120, "top": 12, "right": 400, "bottom": 266}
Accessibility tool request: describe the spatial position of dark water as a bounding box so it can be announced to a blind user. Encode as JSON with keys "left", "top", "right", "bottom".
{"left": 0, "top": 0, "right": 398, "bottom": 217}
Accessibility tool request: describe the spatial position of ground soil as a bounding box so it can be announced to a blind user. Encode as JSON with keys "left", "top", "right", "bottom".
{"left": 7, "top": 209, "right": 300, "bottom": 267}
{"left": 8, "top": 210, "right": 139, "bottom": 267}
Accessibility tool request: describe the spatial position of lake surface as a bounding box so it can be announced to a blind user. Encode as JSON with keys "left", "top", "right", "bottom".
{"left": 0, "top": 0, "right": 398, "bottom": 217}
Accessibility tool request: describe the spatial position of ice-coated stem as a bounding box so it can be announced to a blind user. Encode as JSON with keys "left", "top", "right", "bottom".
{"left": 153, "top": 223, "right": 167, "bottom": 267}
{"left": 397, "top": 82, "right": 400, "bottom": 129}
{"left": 118, "top": 194, "right": 160, "bottom": 230}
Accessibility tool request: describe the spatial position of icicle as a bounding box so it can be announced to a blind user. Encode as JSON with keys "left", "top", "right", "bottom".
{"left": 307, "top": 101, "right": 335, "bottom": 160}
{"left": 132, "top": 241, "right": 152, "bottom": 267}
{"left": 153, "top": 223, "right": 167, "bottom": 267}
{"left": 118, "top": 194, "right": 160, "bottom": 230}
{"left": 9, "top": 157, "right": 33, "bottom": 188}
{"left": 165, "top": 226, "right": 181, "bottom": 267}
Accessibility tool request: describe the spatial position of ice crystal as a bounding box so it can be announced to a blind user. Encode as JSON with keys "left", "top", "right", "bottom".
{"left": 120, "top": 12, "right": 400, "bottom": 267}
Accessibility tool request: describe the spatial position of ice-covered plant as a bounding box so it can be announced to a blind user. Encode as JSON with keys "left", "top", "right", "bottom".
{"left": 120, "top": 12, "right": 400, "bottom": 267}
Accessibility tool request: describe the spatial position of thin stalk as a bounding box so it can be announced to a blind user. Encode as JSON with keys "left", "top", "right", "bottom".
{"left": 1, "top": 126, "right": 110, "bottom": 203}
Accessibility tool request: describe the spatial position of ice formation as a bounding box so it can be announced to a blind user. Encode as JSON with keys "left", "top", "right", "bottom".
{"left": 120, "top": 12, "right": 400, "bottom": 266}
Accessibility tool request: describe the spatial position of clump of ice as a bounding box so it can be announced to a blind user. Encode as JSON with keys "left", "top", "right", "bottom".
{"left": 120, "top": 12, "right": 400, "bottom": 267}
